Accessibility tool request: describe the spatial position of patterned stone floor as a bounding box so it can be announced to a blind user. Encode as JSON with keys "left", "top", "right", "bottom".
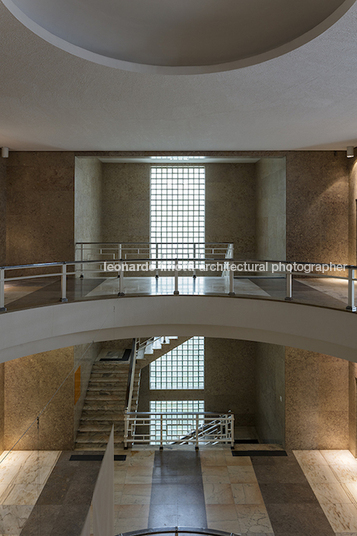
{"left": 2, "top": 447, "right": 357, "bottom": 535}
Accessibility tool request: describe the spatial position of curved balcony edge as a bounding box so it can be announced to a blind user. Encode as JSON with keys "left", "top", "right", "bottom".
{"left": 0, "top": 295, "right": 356, "bottom": 364}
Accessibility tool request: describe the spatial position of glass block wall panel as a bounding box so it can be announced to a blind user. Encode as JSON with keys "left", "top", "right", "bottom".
{"left": 150, "top": 337, "right": 204, "bottom": 390}
{"left": 150, "top": 166, "right": 205, "bottom": 264}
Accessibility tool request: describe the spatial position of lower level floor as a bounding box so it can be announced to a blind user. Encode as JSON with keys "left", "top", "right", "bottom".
{"left": 2, "top": 446, "right": 357, "bottom": 536}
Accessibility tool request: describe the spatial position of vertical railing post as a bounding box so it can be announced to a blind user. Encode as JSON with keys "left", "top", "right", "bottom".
{"left": 230, "top": 412, "right": 235, "bottom": 449}
{"left": 160, "top": 414, "right": 164, "bottom": 450}
{"left": 347, "top": 267, "right": 356, "bottom": 311}
{"left": 0, "top": 268, "right": 7, "bottom": 312}
{"left": 80, "top": 243, "right": 84, "bottom": 278}
{"left": 118, "top": 243, "right": 122, "bottom": 262}
{"left": 285, "top": 267, "right": 293, "bottom": 301}
{"left": 229, "top": 243, "right": 234, "bottom": 259}
{"left": 229, "top": 261, "right": 235, "bottom": 295}
{"left": 124, "top": 410, "right": 128, "bottom": 449}
{"left": 156, "top": 243, "right": 159, "bottom": 279}
{"left": 118, "top": 261, "right": 125, "bottom": 296}
{"left": 174, "top": 259, "right": 179, "bottom": 295}
{"left": 60, "top": 264, "right": 68, "bottom": 303}
{"left": 193, "top": 243, "right": 197, "bottom": 279}
{"left": 195, "top": 413, "right": 199, "bottom": 450}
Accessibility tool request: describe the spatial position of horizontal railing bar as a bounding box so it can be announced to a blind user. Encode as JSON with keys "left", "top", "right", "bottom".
{"left": 114, "top": 527, "right": 241, "bottom": 536}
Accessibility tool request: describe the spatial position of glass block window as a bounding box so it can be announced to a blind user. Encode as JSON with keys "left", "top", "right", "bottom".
{"left": 150, "top": 400, "right": 204, "bottom": 444}
{"left": 150, "top": 337, "right": 204, "bottom": 390}
{"left": 150, "top": 166, "right": 205, "bottom": 264}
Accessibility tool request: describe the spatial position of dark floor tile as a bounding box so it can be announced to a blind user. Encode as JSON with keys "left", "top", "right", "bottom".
{"left": 267, "top": 503, "right": 335, "bottom": 536}
{"left": 177, "top": 503, "right": 207, "bottom": 527}
{"left": 37, "top": 465, "right": 77, "bottom": 505}
{"left": 150, "top": 484, "right": 183, "bottom": 505}
{"left": 176, "top": 485, "right": 206, "bottom": 506}
{"left": 253, "top": 462, "right": 307, "bottom": 484}
{"left": 259, "top": 482, "right": 318, "bottom": 504}
{"left": 63, "top": 468, "right": 100, "bottom": 505}
{"left": 21, "top": 505, "right": 62, "bottom": 536}
{"left": 49, "top": 504, "right": 89, "bottom": 536}
{"left": 148, "top": 504, "right": 178, "bottom": 528}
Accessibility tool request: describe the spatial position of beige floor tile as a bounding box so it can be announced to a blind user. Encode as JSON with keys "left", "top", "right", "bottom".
{"left": 119, "top": 484, "right": 152, "bottom": 505}
{"left": 208, "top": 520, "right": 241, "bottom": 534}
{"left": 320, "top": 502, "right": 357, "bottom": 533}
{"left": 232, "top": 483, "right": 264, "bottom": 505}
{"left": 203, "top": 483, "right": 234, "bottom": 504}
{"left": 206, "top": 504, "right": 238, "bottom": 522}
{"left": 200, "top": 453, "right": 228, "bottom": 467}
{"left": 226, "top": 456, "right": 252, "bottom": 466}
{"left": 311, "top": 482, "right": 351, "bottom": 505}
{"left": 235, "top": 505, "right": 273, "bottom": 534}
{"left": 330, "top": 464, "right": 357, "bottom": 483}
{"left": 202, "top": 466, "right": 230, "bottom": 483}
{"left": 344, "top": 481, "right": 357, "bottom": 503}
{"left": 114, "top": 470, "right": 127, "bottom": 485}
{"left": 3, "top": 484, "right": 41, "bottom": 506}
{"left": 114, "top": 518, "right": 148, "bottom": 533}
{"left": 124, "top": 466, "right": 153, "bottom": 484}
{"left": 114, "top": 504, "right": 150, "bottom": 519}
{"left": 320, "top": 450, "right": 357, "bottom": 466}
{"left": 299, "top": 463, "right": 338, "bottom": 485}
{"left": 228, "top": 466, "right": 257, "bottom": 483}
{"left": 293, "top": 450, "right": 329, "bottom": 466}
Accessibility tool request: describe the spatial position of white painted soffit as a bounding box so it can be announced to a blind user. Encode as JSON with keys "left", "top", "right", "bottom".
{"left": 2, "top": 0, "right": 355, "bottom": 74}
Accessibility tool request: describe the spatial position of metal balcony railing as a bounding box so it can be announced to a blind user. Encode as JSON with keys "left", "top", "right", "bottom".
{"left": 124, "top": 411, "right": 234, "bottom": 449}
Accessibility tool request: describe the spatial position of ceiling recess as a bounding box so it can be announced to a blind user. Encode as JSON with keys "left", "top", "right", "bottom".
{"left": 2, "top": 0, "right": 356, "bottom": 73}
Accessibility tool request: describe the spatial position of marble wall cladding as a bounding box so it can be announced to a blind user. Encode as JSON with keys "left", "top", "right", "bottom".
{"left": 255, "top": 343, "right": 285, "bottom": 445}
{"left": 73, "top": 342, "right": 101, "bottom": 437}
{"left": 286, "top": 151, "right": 350, "bottom": 263}
{"left": 101, "top": 163, "right": 150, "bottom": 243}
{"left": 0, "top": 363, "right": 4, "bottom": 452}
{"left": 4, "top": 347, "right": 75, "bottom": 450}
{"left": 285, "top": 347, "right": 349, "bottom": 450}
{"left": 74, "top": 157, "right": 102, "bottom": 245}
{"left": 138, "top": 338, "right": 256, "bottom": 426}
{"left": 5, "top": 152, "right": 75, "bottom": 266}
{"left": 205, "top": 164, "right": 256, "bottom": 257}
{"left": 349, "top": 361, "right": 357, "bottom": 457}
{"left": 0, "top": 160, "right": 6, "bottom": 265}
{"left": 255, "top": 157, "right": 286, "bottom": 260}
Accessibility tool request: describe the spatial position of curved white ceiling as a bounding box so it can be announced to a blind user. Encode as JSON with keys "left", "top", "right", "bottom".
{"left": 2, "top": 0, "right": 354, "bottom": 73}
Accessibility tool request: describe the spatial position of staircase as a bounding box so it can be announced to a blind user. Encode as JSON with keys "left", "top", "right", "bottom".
{"left": 75, "top": 336, "right": 191, "bottom": 450}
{"left": 136, "top": 336, "right": 191, "bottom": 369}
{"left": 75, "top": 361, "right": 140, "bottom": 450}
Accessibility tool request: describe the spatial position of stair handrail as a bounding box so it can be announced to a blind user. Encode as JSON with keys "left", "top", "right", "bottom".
{"left": 125, "top": 338, "right": 137, "bottom": 413}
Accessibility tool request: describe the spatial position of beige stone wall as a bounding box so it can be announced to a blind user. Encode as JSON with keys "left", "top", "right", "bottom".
{"left": 6, "top": 152, "right": 75, "bottom": 265}
{"left": 285, "top": 347, "right": 349, "bottom": 450}
{"left": 101, "top": 163, "right": 150, "bottom": 243}
{"left": 205, "top": 164, "right": 256, "bottom": 256}
{"left": 74, "top": 342, "right": 102, "bottom": 437}
{"left": 4, "top": 347, "right": 75, "bottom": 450}
{"left": 286, "top": 151, "right": 350, "bottom": 263}
{"left": 0, "top": 161, "right": 6, "bottom": 265}
{"left": 256, "top": 158, "right": 286, "bottom": 260}
{"left": 349, "top": 361, "right": 357, "bottom": 457}
{"left": 75, "top": 157, "right": 102, "bottom": 244}
{"left": 255, "top": 343, "right": 285, "bottom": 445}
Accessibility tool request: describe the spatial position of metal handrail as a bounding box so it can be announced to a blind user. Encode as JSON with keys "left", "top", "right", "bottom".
{"left": 116, "top": 527, "right": 241, "bottom": 536}
{"left": 124, "top": 411, "right": 234, "bottom": 449}
{"left": 0, "top": 256, "right": 356, "bottom": 313}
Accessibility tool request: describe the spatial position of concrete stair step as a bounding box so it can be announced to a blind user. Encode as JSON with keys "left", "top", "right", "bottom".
{"left": 78, "top": 423, "right": 124, "bottom": 432}
{"left": 81, "top": 411, "right": 125, "bottom": 420}
{"left": 83, "top": 401, "right": 126, "bottom": 410}
{"left": 85, "top": 393, "right": 125, "bottom": 401}
{"left": 76, "top": 431, "right": 124, "bottom": 443}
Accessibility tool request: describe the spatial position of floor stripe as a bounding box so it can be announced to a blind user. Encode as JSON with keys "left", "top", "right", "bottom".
{"left": 148, "top": 450, "right": 207, "bottom": 528}
{"left": 251, "top": 450, "right": 335, "bottom": 536}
